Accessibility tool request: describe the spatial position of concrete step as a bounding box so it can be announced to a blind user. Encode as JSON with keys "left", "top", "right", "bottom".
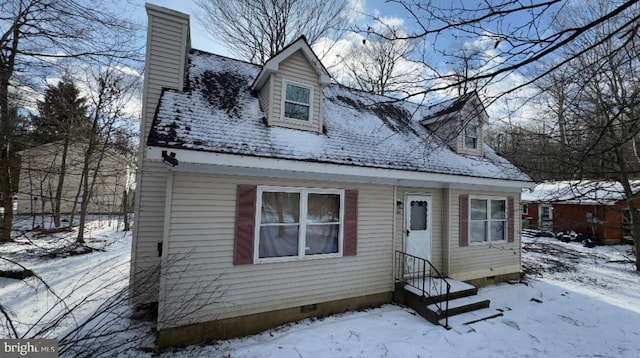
{"left": 394, "top": 278, "right": 492, "bottom": 328}
{"left": 427, "top": 295, "right": 490, "bottom": 320}
{"left": 438, "top": 306, "right": 504, "bottom": 327}
{"left": 402, "top": 279, "right": 478, "bottom": 302}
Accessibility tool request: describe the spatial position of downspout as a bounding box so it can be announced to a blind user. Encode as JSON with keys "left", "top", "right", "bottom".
{"left": 444, "top": 186, "right": 451, "bottom": 276}
{"left": 392, "top": 184, "right": 398, "bottom": 287}
{"left": 157, "top": 170, "right": 174, "bottom": 330}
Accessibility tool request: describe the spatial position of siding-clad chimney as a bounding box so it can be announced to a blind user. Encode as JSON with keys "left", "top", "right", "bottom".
{"left": 141, "top": 4, "right": 191, "bottom": 146}
{"left": 130, "top": 4, "right": 191, "bottom": 305}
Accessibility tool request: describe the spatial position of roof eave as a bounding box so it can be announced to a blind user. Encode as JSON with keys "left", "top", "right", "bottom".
{"left": 148, "top": 146, "right": 534, "bottom": 190}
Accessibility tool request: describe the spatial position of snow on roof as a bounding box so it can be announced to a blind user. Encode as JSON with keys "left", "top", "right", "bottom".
{"left": 147, "top": 50, "right": 530, "bottom": 182}
{"left": 419, "top": 92, "right": 475, "bottom": 125}
{"left": 522, "top": 180, "right": 640, "bottom": 205}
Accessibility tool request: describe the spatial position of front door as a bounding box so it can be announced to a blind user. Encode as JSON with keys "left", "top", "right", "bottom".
{"left": 405, "top": 194, "right": 432, "bottom": 261}
{"left": 539, "top": 204, "right": 553, "bottom": 231}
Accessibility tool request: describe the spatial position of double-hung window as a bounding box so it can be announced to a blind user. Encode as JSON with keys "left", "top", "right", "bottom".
{"left": 256, "top": 186, "right": 343, "bottom": 261}
{"left": 283, "top": 81, "right": 311, "bottom": 121}
{"left": 464, "top": 123, "right": 478, "bottom": 149}
{"left": 469, "top": 197, "right": 507, "bottom": 243}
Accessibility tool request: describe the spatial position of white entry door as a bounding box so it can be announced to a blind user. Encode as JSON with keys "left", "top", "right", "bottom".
{"left": 405, "top": 194, "right": 432, "bottom": 261}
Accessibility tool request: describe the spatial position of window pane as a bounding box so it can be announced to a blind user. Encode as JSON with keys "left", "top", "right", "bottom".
{"left": 410, "top": 200, "right": 428, "bottom": 230}
{"left": 490, "top": 221, "right": 505, "bottom": 241}
{"left": 261, "top": 192, "right": 299, "bottom": 224}
{"left": 470, "top": 221, "right": 486, "bottom": 242}
{"left": 465, "top": 136, "right": 477, "bottom": 148}
{"left": 307, "top": 193, "right": 340, "bottom": 223}
{"left": 286, "top": 84, "right": 310, "bottom": 104}
{"left": 465, "top": 124, "right": 477, "bottom": 148}
{"left": 465, "top": 124, "right": 477, "bottom": 137}
{"left": 305, "top": 224, "right": 339, "bottom": 255}
{"left": 470, "top": 199, "right": 487, "bottom": 220}
{"left": 259, "top": 225, "right": 299, "bottom": 257}
{"left": 284, "top": 102, "right": 309, "bottom": 121}
{"left": 491, "top": 200, "right": 506, "bottom": 219}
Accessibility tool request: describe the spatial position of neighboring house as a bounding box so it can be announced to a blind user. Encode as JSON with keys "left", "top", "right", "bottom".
{"left": 522, "top": 180, "right": 640, "bottom": 244}
{"left": 17, "top": 142, "right": 135, "bottom": 216}
{"left": 131, "top": 5, "right": 532, "bottom": 347}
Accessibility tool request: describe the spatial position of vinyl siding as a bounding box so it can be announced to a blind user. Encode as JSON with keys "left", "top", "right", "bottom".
{"left": 448, "top": 189, "right": 521, "bottom": 281}
{"left": 457, "top": 100, "right": 484, "bottom": 156}
{"left": 17, "top": 143, "right": 133, "bottom": 215}
{"left": 269, "top": 50, "right": 323, "bottom": 133}
{"left": 258, "top": 74, "right": 272, "bottom": 121}
{"left": 157, "top": 173, "right": 394, "bottom": 329}
{"left": 131, "top": 5, "right": 190, "bottom": 304}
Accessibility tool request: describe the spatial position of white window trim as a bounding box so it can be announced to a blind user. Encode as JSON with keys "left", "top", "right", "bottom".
{"left": 522, "top": 203, "right": 528, "bottom": 215}
{"left": 281, "top": 79, "right": 313, "bottom": 122}
{"left": 254, "top": 186, "right": 344, "bottom": 263}
{"left": 469, "top": 195, "right": 508, "bottom": 245}
{"left": 463, "top": 123, "right": 479, "bottom": 150}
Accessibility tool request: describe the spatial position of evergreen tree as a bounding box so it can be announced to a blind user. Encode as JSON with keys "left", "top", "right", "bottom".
{"left": 31, "top": 80, "right": 88, "bottom": 227}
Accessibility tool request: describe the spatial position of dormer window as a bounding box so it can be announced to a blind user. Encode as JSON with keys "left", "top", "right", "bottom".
{"left": 464, "top": 123, "right": 478, "bottom": 149}
{"left": 283, "top": 81, "right": 312, "bottom": 121}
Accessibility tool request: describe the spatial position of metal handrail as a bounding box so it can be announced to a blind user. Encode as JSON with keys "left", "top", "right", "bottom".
{"left": 395, "top": 250, "right": 451, "bottom": 327}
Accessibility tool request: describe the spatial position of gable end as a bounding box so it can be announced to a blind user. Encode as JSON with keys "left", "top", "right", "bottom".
{"left": 259, "top": 49, "right": 325, "bottom": 133}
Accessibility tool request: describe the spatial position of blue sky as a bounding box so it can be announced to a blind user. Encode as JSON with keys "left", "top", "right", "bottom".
{"left": 136, "top": 0, "right": 411, "bottom": 56}
{"left": 130, "top": 1, "right": 548, "bottom": 123}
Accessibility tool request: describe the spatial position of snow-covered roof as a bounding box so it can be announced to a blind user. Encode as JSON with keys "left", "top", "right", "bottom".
{"left": 522, "top": 180, "right": 640, "bottom": 205}
{"left": 147, "top": 50, "right": 530, "bottom": 183}
{"left": 420, "top": 92, "right": 481, "bottom": 125}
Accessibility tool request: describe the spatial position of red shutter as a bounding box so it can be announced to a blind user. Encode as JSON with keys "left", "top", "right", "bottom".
{"left": 507, "top": 196, "right": 515, "bottom": 243}
{"left": 459, "top": 195, "right": 469, "bottom": 247}
{"left": 343, "top": 190, "right": 358, "bottom": 256}
{"left": 234, "top": 185, "right": 257, "bottom": 265}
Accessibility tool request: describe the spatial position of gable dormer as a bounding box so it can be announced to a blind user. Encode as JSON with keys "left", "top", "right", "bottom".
{"left": 251, "top": 37, "right": 331, "bottom": 133}
{"left": 420, "top": 92, "right": 486, "bottom": 156}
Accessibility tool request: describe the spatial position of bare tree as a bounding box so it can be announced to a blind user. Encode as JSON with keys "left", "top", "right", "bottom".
{"left": 0, "top": 0, "right": 141, "bottom": 242}
{"left": 491, "top": 0, "right": 640, "bottom": 268}
{"left": 73, "top": 65, "right": 139, "bottom": 244}
{"left": 447, "top": 40, "right": 494, "bottom": 97}
{"left": 194, "top": 0, "right": 353, "bottom": 64}
{"left": 336, "top": 27, "right": 426, "bottom": 97}
{"left": 363, "top": 0, "right": 640, "bottom": 102}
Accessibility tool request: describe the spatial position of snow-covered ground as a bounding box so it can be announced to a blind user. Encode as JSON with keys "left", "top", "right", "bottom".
{"left": 1, "top": 222, "right": 639, "bottom": 357}
{"left": 0, "top": 216, "right": 135, "bottom": 356}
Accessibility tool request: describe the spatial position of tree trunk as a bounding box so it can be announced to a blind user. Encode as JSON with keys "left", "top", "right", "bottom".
{"left": 76, "top": 170, "right": 89, "bottom": 244}
{"left": 0, "top": 79, "right": 14, "bottom": 242}
{"left": 122, "top": 189, "right": 130, "bottom": 232}
{"left": 53, "top": 136, "right": 71, "bottom": 227}
{"left": 620, "top": 182, "right": 640, "bottom": 271}
{"left": 614, "top": 148, "right": 640, "bottom": 271}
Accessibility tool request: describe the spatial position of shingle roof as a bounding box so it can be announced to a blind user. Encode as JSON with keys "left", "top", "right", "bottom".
{"left": 147, "top": 49, "right": 530, "bottom": 182}
{"left": 522, "top": 180, "right": 640, "bottom": 205}
{"left": 420, "top": 92, "right": 475, "bottom": 125}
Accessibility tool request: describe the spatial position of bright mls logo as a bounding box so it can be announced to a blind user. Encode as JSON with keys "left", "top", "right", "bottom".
{"left": 1, "top": 339, "right": 58, "bottom": 357}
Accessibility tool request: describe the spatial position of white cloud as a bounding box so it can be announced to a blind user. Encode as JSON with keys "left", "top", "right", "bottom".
{"left": 427, "top": 31, "right": 541, "bottom": 127}
{"left": 313, "top": 33, "right": 433, "bottom": 98}
{"left": 375, "top": 16, "right": 405, "bottom": 29}
{"left": 344, "top": 0, "right": 366, "bottom": 24}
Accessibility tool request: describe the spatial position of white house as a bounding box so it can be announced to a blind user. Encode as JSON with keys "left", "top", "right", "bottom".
{"left": 131, "top": 4, "right": 533, "bottom": 348}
